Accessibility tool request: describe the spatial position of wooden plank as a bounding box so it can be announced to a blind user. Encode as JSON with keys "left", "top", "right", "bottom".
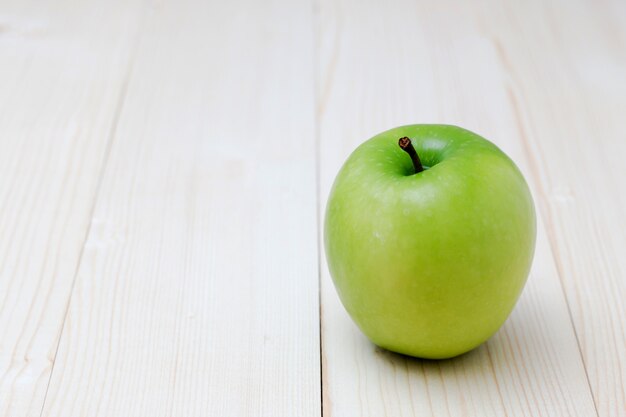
{"left": 0, "top": 1, "right": 144, "bottom": 416}
{"left": 317, "top": 0, "right": 598, "bottom": 415}
{"left": 473, "top": 1, "right": 626, "bottom": 415}
{"left": 40, "top": 0, "right": 320, "bottom": 416}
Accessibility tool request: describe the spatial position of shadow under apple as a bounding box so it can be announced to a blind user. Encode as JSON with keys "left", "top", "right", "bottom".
{"left": 366, "top": 299, "right": 546, "bottom": 383}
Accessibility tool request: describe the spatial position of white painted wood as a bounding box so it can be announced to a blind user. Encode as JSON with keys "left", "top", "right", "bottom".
{"left": 39, "top": 0, "right": 320, "bottom": 416}
{"left": 0, "top": 1, "right": 143, "bottom": 416}
{"left": 317, "top": 0, "right": 599, "bottom": 415}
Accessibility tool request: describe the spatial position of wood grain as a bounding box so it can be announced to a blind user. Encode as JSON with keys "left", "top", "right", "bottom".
{"left": 0, "top": 0, "right": 143, "bottom": 415}
{"left": 0, "top": 0, "right": 623, "bottom": 415}
{"left": 472, "top": 1, "right": 626, "bottom": 415}
{"left": 38, "top": 0, "right": 320, "bottom": 416}
{"left": 316, "top": 0, "right": 600, "bottom": 415}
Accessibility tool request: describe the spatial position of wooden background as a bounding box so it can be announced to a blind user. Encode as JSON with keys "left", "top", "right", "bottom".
{"left": 1, "top": 0, "right": 624, "bottom": 416}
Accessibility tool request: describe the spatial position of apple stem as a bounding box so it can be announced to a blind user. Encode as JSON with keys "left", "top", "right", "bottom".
{"left": 398, "top": 137, "right": 424, "bottom": 174}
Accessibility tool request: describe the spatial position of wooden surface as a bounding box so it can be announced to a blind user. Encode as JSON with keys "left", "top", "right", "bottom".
{"left": 0, "top": 0, "right": 624, "bottom": 416}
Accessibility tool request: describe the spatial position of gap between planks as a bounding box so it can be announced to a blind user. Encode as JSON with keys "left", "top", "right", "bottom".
{"left": 35, "top": 4, "right": 148, "bottom": 415}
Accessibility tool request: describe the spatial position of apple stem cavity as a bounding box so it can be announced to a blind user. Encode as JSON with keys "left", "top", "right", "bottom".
{"left": 398, "top": 137, "right": 424, "bottom": 174}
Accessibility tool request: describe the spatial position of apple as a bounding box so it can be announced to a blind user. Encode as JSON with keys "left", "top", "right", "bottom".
{"left": 324, "top": 124, "right": 536, "bottom": 359}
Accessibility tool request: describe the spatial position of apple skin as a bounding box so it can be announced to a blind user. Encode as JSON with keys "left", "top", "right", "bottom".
{"left": 324, "top": 125, "right": 536, "bottom": 359}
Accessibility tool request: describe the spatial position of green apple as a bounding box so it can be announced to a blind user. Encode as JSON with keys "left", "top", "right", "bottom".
{"left": 324, "top": 124, "right": 536, "bottom": 359}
